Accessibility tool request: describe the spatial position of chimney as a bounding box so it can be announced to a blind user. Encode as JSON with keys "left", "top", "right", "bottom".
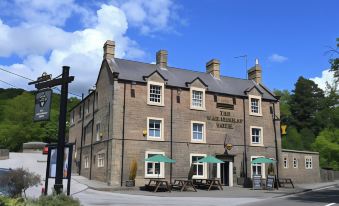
{"left": 206, "top": 59, "right": 220, "bottom": 79}
{"left": 103, "top": 40, "right": 115, "bottom": 59}
{"left": 156, "top": 50, "right": 168, "bottom": 69}
{"left": 247, "top": 58, "right": 262, "bottom": 84}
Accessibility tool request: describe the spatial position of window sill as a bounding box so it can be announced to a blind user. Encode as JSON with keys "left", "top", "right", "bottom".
{"left": 250, "top": 143, "right": 264, "bottom": 147}
{"left": 144, "top": 175, "right": 165, "bottom": 179}
{"left": 249, "top": 113, "right": 262, "bottom": 117}
{"left": 147, "top": 102, "right": 165, "bottom": 107}
{"left": 190, "top": 106, "right": 206, "bottom": 111}
{"left": 191, "top": 140, "right": 206, "bottom": 144}
{"left": 147, "top": 137, "right": 164, "bottom": 141}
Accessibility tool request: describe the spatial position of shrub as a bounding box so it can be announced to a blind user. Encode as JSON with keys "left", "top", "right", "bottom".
{"left": 0, "top": 168, "right": 41, "bottom": 198}
{"left": 0, "top": 196, "right": 25, "bottom": 206}
{"left": 26, "top": 194, "right": 80, "bottom": 206}
{"left": 129, "top": 159, "right": 137, "bottom": 180}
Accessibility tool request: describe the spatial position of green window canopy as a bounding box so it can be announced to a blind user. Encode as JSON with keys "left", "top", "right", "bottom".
{"left": 195, "top": 155, "right": 224, "bottom": 163}
{"left": 144, "top": 154, "right": 176, "bottom": 163}
{"left": 251, "top": 157, "right": 276, "bottom": 164}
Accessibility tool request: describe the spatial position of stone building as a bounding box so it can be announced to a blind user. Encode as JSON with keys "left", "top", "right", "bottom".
{"left": 68, "top": 40, "right": 320, "bottom": 187}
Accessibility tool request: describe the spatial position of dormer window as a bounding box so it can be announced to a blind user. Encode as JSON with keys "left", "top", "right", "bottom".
{"left": 147, "top": 81, "right": 164, "bottom": 106}
{"left": 190, "top": 87, "right": 205, "bottom": 110}
{"left": 249, "top": 95, "right": 262, "bottom": 116}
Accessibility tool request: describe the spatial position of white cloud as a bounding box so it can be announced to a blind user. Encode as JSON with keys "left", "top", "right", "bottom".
{"left": 310, "top": 69, "right": 335, "bottom": 91}
{"left": 0, "top": 0, "right": 178, "bottom": 95}
{"left": 268, "top": 53, "right": 288, "bottom": 63}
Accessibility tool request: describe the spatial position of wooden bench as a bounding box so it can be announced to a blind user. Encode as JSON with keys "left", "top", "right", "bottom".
{"left": 145, "top": 179, "right": 171, "bottom": 192}
{"left": 278, "top": 178, "right": 294, "bottom": 188}
{"left": 172, "top": 179, "right": 197, "bottom": 192}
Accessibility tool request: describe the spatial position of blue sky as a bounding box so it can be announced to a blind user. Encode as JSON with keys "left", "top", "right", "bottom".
{"left": 0, "top": 0, "right": 338, "bottom": 95}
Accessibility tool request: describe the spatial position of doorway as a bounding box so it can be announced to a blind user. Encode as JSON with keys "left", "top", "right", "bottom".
{"left": 220, "top": 162, "right": 229, "bottom": 185}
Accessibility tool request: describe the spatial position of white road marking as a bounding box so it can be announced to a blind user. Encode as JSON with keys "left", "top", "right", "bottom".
{"left": 275, "top": 185, "right": 336, "bottom": 199}
{"left": 313, "top": 185, "right": 335, "bottom": 191}
{"left": 324, "top": 203, "right": 336, "bottom": 206}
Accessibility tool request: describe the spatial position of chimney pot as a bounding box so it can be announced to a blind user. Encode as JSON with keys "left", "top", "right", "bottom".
{"left": 206, "top": 59, "right": 220, "bottom": 79}
{"left": 103, "top": 40, "right": 115, "bottom": 59}
{"left": 156, "top": 50, "right": 168, "bottom": 69}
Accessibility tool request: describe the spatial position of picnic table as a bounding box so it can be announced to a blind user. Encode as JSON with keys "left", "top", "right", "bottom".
{"left": 172, "top": 179, "right": 197, "bottom": 192}
{"left": 278, "top": 178, "right": 294, "bottom": 188}
{"left": 193, "top": 179, "right": 223, "bottom": 191}
{"left": 146, "top": 179, "right": 171, "bottom": 192}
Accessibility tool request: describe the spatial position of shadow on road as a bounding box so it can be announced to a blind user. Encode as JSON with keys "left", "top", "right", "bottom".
{"left": 286, "top": 185, "right": 339, "bottom": 204}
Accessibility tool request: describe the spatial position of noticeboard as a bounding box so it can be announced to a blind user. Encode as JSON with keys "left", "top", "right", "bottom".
{"left": 266, "top": 175, "right": 275, "bottom": 190}
{"left": 49, "top": 147, "right": 70, "bottom": 179}
{"left": 34, "top": 89, "right": 52, "bottom": 121}
{"left": 252, "top": 175, "right": 262, "bottom": 190}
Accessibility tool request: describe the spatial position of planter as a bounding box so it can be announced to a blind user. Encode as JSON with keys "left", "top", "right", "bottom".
{"left": 125, "top": 180, "right": 135, "bottom": 187}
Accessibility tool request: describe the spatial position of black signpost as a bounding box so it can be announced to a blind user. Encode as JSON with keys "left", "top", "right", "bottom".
{"left": 29, "top": 66, "right": 74, "bottom": 195}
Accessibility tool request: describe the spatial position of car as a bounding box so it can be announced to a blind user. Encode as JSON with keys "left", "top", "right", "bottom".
{"left": 42, "top": 146, "right": 48, "bottom": 155}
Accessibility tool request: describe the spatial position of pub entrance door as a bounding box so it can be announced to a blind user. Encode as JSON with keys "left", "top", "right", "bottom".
{"left": 220, "top": 161, "right": 229, "bottom": 186}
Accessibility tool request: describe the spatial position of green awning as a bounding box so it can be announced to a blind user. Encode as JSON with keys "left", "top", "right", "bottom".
{"left": 144, "top": 154, "right": 176, "bottom": 163}
{"left": 196, "top": 155, "right": 224, "bottom": 163}
{"left": 251, "top": 157, "right": 276, "bottom": 164}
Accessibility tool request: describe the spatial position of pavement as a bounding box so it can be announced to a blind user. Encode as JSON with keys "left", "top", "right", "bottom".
{"left": 1, "top": 152, "right": 338, "bottom": 206}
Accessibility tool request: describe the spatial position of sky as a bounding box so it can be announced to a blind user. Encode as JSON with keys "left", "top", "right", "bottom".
{"left": 0, "top": 0, "right": 338, "bottom": 96}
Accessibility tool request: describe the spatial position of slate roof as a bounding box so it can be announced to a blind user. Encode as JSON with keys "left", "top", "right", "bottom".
{"left": 107, "top": 58, "right": 277, "bottom": 101}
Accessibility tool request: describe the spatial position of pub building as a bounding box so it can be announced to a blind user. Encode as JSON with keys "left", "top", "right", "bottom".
{"left": 68, "top": 40, "right": 320, "bottom": 187}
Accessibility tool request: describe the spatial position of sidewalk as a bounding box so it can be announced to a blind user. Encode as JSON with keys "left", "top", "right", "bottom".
{"left": 72, "top": 174, "right": 339, "bottom": 199}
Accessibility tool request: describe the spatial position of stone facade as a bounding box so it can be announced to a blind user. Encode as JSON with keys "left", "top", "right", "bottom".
{"left": 68, "top": 40, "right": 320, "bottom": 187}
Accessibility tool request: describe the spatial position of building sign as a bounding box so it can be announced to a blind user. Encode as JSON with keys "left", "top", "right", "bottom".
{"left": 207, "top": 111, "right": 243, "bottom": 129}
{"left": 34, "top": 89, "right": 52, "bottom": 121}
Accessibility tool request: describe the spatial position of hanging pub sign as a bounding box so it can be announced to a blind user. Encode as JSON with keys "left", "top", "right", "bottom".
{"left": 34, "top": 89, "right": 52, "bottom": 121}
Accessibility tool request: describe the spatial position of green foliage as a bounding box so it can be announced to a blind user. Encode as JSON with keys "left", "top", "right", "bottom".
{"left": 312, "top": 128, "right": 339, "bottom": 170}
{"left": 0, "top": 168, "right": 41, "bottom": 198}
{"left": 26, "top": 194, "right": 80, "bottom": 206}
{"left": 267, "top": 163, "right": 275, "bottom": 175}
{"left": 0, "top": 89, "right": 80, "bottom": 151}
{"left": 273, "top": 89, "right": 291, "bottom": 125}
{"left": 329, "top": 38, "right": 339, "bottom": 83}
{"left": 0, "top": 196, "right": 25, "bottom": 206}
{"left": 282, "top": 126, "right": 303, "bottom": 150}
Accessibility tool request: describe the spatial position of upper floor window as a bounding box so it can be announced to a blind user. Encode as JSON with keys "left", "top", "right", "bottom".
{"left": 305, "top": 156, "right": 312, "bottom": 169}
{"left": 191, "top": 121, "right": 206, "bottom": 143}
{"left": 250, "top": 126, "right": 263, "bottom": 146}
{"left": 147, "top": 81, "right": 164, "bottom": 106}
{"left": 70, "top": 111, "right": 74, "bottom": 124}
{"left": 249, "top": 95, "right": 262, "bottom": 116}
{"left": 86, "top": 99, "right": 90, "bottom": 114}
{"left": 96, "top": 123, "right": 101, "bottom": 141}
{"left": 190, "top": 87, "right": 205, "bottom": 110}
{"left": 293, "top": 157, "right": 298, "bottom": 168}
{"left": 147, "top": 117, "right": 164, "bottom": 141}
{"left": 84, "top": 156, "right": 89, "bottom": 169}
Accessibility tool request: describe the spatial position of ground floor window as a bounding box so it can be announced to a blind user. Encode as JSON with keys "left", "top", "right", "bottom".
{"left": 305, "top": 156, "right": 312, "bottom": 169}
{"left": 251, "top": 156, "right": 265, "bottom": 178}
{"left": 190, "top": 154, "right": 207, "bottom": 179}
{"left": 84, "top": 156, "right": 89, "bottom": 169}
{"left": 97, "top": 153, "right": 104, "bottom": 168}
{"left": 145, "top": 151, "right": 165, "bottom": 178}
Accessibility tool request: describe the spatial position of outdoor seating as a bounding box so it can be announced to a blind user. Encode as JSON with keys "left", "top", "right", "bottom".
{"left": 278, "top": 178, "right": 294, "bottom": 188}
{"left": 193, "top": 178, "right": 223, "bottom": 191}
{"left": 145, "top": 179, "right": 171, "bottom": 192}
{"left": 172, "top": 179, "right": 197, "bottom": 192}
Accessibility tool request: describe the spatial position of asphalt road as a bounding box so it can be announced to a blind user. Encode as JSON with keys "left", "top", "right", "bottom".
{"left": 241, "top": 185, "right": 339, "bottom": 206}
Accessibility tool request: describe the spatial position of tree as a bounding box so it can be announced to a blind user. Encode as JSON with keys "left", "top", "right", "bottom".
{"left": 281, "top": 126, "right": 304, "bottom": 150}
{"left": 273, "top": 89, "right": 291, "bottom": 125}
{"left": 329, "top": 38, "right": 339, "bottom": 83}
{"left": 289, "top": 77, "right": 325, "bottom": 134}
{"left": 299, "top": 128, "right": 315, "bottom": 151}
{"left": 312, "top": 128, "right": 339, "bottom": 170}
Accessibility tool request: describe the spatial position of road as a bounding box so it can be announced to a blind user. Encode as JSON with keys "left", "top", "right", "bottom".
{"left": 241, "top": 185, "right": 339, "bottom": 206}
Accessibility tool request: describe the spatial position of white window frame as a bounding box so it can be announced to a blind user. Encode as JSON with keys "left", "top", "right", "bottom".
{"left": 191, "top": 121, "right": 206, "bottom": 143}
{"left": 147, "top": 81, "right": 165, "bottom": 106}
{"left": 97, "top": 153, "right": 104, "bottom": 168}
{"left": 71, "top": 111, "right": 74, "bottom": 124}
{"left": 147, "top": 117, "right": 164, "bottom": 141}
{"left": 251, "top": 156, "right": 265, "bottom": 178}
{"left": 190, "top": 153, "right": 207, "bottom": 179}
{"left": 283, "top": 156, "right": 289, "bottom": 168}
{"left": 96, "top": 123, "right": 101, "bottom": 141}
{"left": 293, "top": 157, "right": 298, "bottom": 168}
{"left": 250, "top": 126, "right": 263, "bottom": 146}
{"left": 305, "top": 156, "right": 313, "bottom": 169}
{"left": 145, "top": 151, "right": 165, "bottom": 178}
{"left": 190, "top": 87, "right": 206, "bottom": 110}
{"left": 249, "top": 95, "right": 262, "bottom": 116}
{"left": 84, "top": 156, "right": 89, "bottom": 169}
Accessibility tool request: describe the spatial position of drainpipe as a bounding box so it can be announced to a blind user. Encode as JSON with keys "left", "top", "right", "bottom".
{"left": 170, "top": 88, "right": 173, "bottom": 183}
{"left": 272, "top": 103, "right": 280, "bottom": 180}
{"left": 79, "top": 93, "right": 85, "bottom": 175}
{"left": 89, "top": 91, "right": 96, "bottom": 180}
{"left": 120, "top": 83, "right": 126, "bottom": 186}
{"left": 106, "top": 102, "right": 110, "bottom": 183}
{"left": 242, "top": 98, "right": 248, "bottom": 183}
